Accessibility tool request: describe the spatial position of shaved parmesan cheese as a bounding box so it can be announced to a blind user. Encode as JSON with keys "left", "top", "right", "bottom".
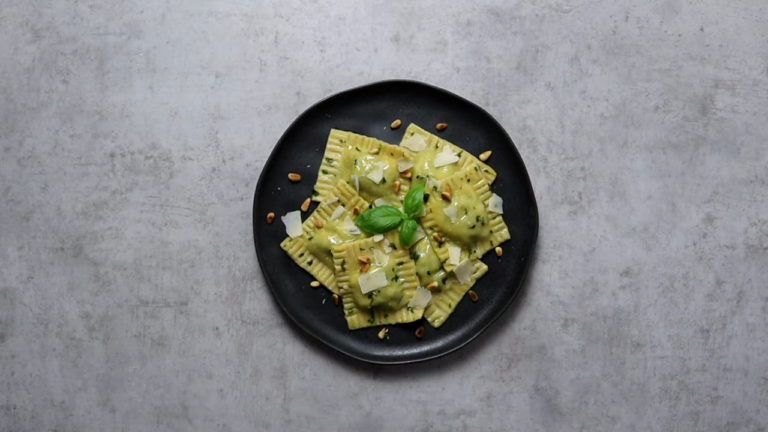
{"left": 373, "top": 234, "right": 384, "bottom": 242}
{"left": 453, "top": 260, "right": 473, "bottom": 284}
{"left": 366, "top": 168, "right": 384, "bottom": 184}
{"left": 407, "top": 286, "right": 432, "bottom": 310}
{"left": 324, "top": 196, "right": 339, "bottom": 205}
{"left": 373, "top": 198, "right": 389, "bottom": 207}
{"left": 382, "top": 238, "right": 393, "bottom": 253}
{"left": 401, "top": 134, "right": 427, "bottom": 152}
{"left": 396, "top": 158, "right": 414, "bottom": 172}
{"left": 359, "top": 271, "right": 388, "bottom": 294}
{"left": 341, "top": 216, "right": 361, "bottom": 235}
{"left": 433, "top": 146, "right": 460, "bottom": 168}
{"left": 351, "top": 175, "right": 359, "bottom": 192}
{"left": 372, "top": 248, "right": 390, "bottom": 267}
{"left": 281, "top": 211, "right": 303, "bottom": 238}
{"left": 448, "top": 245, "right": 462, "bottom": 266}
{"left": 443, "top": 206, "right": 458, "bottom": 223}
{"left": 425, "top": 177, "right": 441, "bottom": 189}
{"left": 413, "top": 224, "right": 427, "bottom": 243}
{"left": 329, "top": 206, "right": 345, "bottom": 221}
{"left": 486, "top": 193, "right": 503, "bottom": 214}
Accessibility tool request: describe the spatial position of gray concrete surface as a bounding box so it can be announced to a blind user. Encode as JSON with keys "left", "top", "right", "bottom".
{"left": 2, "top": 0, "right": 767, "bottom": 431}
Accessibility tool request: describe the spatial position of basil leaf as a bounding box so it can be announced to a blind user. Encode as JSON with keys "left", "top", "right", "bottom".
{"left": 355, "top": 205, "right": 404, "bottom": 234}
{"left": 399, "top": 219, "right": 418, "bottom": 247}
{"left": 403, "top": 183, "right": 425, "bottom": 219}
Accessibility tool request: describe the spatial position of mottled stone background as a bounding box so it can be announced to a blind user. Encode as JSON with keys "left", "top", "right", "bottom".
{"left": 1, "top": 1, "right": 767, "bottom": 431}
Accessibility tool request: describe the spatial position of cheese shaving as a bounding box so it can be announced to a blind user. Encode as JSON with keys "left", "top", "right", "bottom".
{"left": 396, "top": 158, "right": 414, "bottom": 172}
{"left": 407, "top": 286, "right": 432, "bottom": 310}
{"left": 372, "top": 248, "right": 390, "bottom": 267}
{"left": 281, "top": 211, "right": 303, "bottom": 238}
{"left": 373, "top": 234, "right": 384, "bottom": 242}
{"left": 324, "top": 196, "right": 339, "bottom": 205}
{"left": 329, "top": 206, "right": 345, "bottom": 221}
{"left": 486, "top": 193, "right": 503, "bottom": 214}
{"left": 382, "top": 238, "right": 393, "bottom": 253}
{"left": 401, "top": 134, "right": 427, "bottom": 152}
{"left": 433, "top": 146, "right": 460, "bottom": 168}
{"left": 359, "top": 271, "right": 388, "bottom": 294}
{"left": 366, "top": 168, "right": 384, "bottom": 184}
{"left": 443, "top": 206, "right": 458, "bottom": 223}
{"left": 448, "top": 245, "right": 462, "bottom": 266}
{"left": 351, "top": 175, "right": 359, "bottom": 192}
{"left": 341, "top": 215, "right": 361, "bottom": 235}
{"left": 413, "top": 224, "right": 427, "bottom": 243}
{"left": 453, "top": 260, "right": 473, "bottom": 284}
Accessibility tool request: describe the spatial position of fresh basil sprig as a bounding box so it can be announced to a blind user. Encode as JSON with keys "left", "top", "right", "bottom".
{"left": 355, "top": 183, "right": 425, "bottom": 247}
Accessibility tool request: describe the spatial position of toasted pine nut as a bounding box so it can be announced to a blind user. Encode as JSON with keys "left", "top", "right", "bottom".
{"left": 401, "top": 170, "right": 412, "bottom": 179}
{"left": 432, "top": 232, "right": 443, "bottom": 243}
{"left": 288, "top": 173, "right": 301, "bottom": 182}
{"left": 479, "top": 150, "right": 492, "bottom": 162}
{"left": 310, "top": 281, "right": 321, "bottom": 288}
{"left": 441, "top": 191, "right": 452, "bottom": 201}
{"left": 378, "top": 328, "right": 388, "bottom": 340}
{"left": 358, "top": 256, "right": 371, "bottom": 264}
{"left": 369, "top": 147, "right": 380, "bottom": 155}
{"left": 436, "top": 123, "right": 448, "bottom": 131}
{"left": 391, "top": 119, "right": 402, "bottom": 129}
{"left": 301, "top": 198, "right": 311, "bottom": 212}
{"left": 415, "top": 326, "right": 425, "bottom": 339}
{"left": 266, "top": 212, "right": 275, "bottom": 223}
{"left": 332, "top": 294, "right": 340, "bottom": 306}
{"left": 446, "top": 184, "right": 453, "bottom": 194}
{"left": 353, "top": 206, "right": 361, "bottom": 215}
{"left": 314, "top": 219, "right": 324, "bottom": 229}
{"left": 495, "top": 246, "right": 503, "bottom": 257}
{"left": 468, "top": 290, "right": 478, "bottom": 302}
{"left": 393, "top": 180, "right": 401, "bottom": 193}
{"left": 426, "top": 281, "right": 438, "bottom": 291}
{"left": 360, "top": 262, "right": 370, "bottom": 274}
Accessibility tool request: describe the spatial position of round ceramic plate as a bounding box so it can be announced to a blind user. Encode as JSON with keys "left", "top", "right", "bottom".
{"left": 252, "top": 80, "right": 538, "bottom": 364}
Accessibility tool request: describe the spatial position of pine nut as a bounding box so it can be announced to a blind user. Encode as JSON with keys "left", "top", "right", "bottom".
{"left": 360, "top": 262, "right": 370, "bottom": 274}
{"left": 426, "top": 281, "right": 438, "bottom": 291}
{"left": 332, "top": 294, "right": 340, "bottom": 306}
{"left": 301, "top": 198, "right": 311, "bottom": 212}
{"left": 358, "top": 256, "right": 371, "bottom": 264}
{"left": 266, "top": 212, "right": 275, "bottom": 223}
{"left": 393, "top": 180, "right": 401, "bottom": 193}
{"left": 415, "top": 326, "right": 425, "bottom": 339}
{"left": 441, "top": 191, "right": 452, "bottom": 201}
{"left": 288, "top": 173, "right": 301, "bottom": 182}
{"left": 353, "top": 206, "right": 361, "bottom": 215}
{"left": 401, "top": 170, "right": 412, "bottom": 179}
{"left": 369, "top": 147, "right": 380, "bottom": 155}
{"left": 495, "top": 246, "right": 503, "bottom": 257}
{"left": 314, "top": 219, "right": 324, "bottom": 229}
{"left": 310, "top": 281, "right": 321, "bottom": 288}
{"left": 432, "top": 232, "right": 443, "bottom": 243}
{"left": 436, "top": 123, "right": 448, "bottom": 131}
{"left": 391, "top": 119, "right": 402, "bottom": 129}
{"left": 468, "top": 290, "right": 478, "bottom": 302}
{"left": 378, "top": 328, "right": 388, "bottom": 339}
{"left": 479, "top": 150, "right": 492, "bottom": 162}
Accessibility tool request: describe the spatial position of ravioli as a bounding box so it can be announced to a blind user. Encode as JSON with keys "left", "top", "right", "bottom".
{"left": 420, "top": 166, "right": 510, "bottom": 271}
{"left": 333, "top": 232, "right": 423, "bottom": 329}
{"left": 313, "top": 129, "right": 411, "bottom": 205}
{"left": 280, "top": 180, "right": 371, "bottom": 294}
{"left": 410, "top": 238, "right": 489, "bottom": 327}
{"left": 399, "top": 123, "right": 496, "bottom": 184}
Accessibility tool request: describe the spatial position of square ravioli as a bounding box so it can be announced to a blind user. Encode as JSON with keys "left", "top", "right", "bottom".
{"left": 409, "top": 237, "right": 489, "bottom": 328}
{"left": 280, "top": 180, "right": 371, "bottom": 294}
{"left": 313, "top": 129, "right": 411, "bottom": 205}
{"left": 420, "top": 166, "right": 510, "bottom": 271}
{"left": 399, "top": 123, "right": 496, "bottom": 184}
{"left": 332, "top": 232, "right": 423, "bottom": 330}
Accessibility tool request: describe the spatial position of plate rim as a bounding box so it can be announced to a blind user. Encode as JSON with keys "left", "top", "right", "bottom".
{"left": 252, "top": 79, "right": 539, "bottom": 364}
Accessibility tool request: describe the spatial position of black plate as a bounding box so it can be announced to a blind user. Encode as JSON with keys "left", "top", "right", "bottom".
{"left": 252, "top": 80, "right": 538, "bottom": 364}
